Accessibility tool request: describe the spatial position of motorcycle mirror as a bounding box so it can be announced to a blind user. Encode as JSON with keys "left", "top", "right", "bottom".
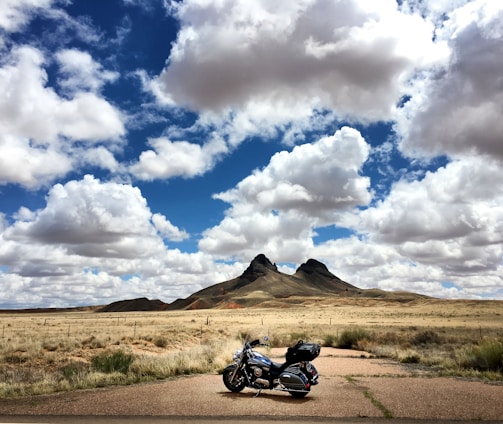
{"left": 263, "top": 336, "right": 269, "bottom": 341}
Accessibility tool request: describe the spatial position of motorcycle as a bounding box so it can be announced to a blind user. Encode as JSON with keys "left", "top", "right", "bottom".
{"left": 222, "top": 337, "right": 320, "bottom": 398}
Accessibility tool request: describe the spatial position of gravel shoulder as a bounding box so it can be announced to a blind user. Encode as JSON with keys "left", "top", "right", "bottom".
{"left": 1, "top": 348, "right": 502, "bottom": 421}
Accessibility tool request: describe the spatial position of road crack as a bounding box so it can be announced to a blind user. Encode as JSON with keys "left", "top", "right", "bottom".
{"left": 345, "top": 376, "right": 394, "bottom": 419}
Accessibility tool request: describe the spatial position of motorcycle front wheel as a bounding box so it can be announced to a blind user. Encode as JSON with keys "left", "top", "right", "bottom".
{"left": 223, "top": 366, "right": 246, "bottom": 392}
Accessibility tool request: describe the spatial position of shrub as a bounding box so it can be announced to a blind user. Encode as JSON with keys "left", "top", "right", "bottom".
{"left": 91, "top": 350, "right": 133, "bottom": 374}
{"left": 322, "top": 334, "right": 338, "bottom": 347}
{"left": 59, "top": 362, "right": 90, "bottom": 382}
{"left": 400, "top": 353, "right": 421, "bottom": 364}
{"left": 154, "top": 337, "right": 168, "bottom": 348}
{"left": 457, "top": 338, "right": 503, "bottom": 372}
{"left": 337, "top": 328, "right": 370, "bottom": 349}
{"left": 412, "top": 330, "right": 442, "bottom": 345}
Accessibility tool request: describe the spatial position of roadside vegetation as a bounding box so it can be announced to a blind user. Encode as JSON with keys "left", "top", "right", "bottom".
{"left": 321, "top": 327, "right": 503, "bottom": 380}
{"left": 0, "top": 302, "right": 502, "bottom": 398}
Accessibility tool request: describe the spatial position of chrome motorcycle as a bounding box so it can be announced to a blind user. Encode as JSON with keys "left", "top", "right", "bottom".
{"left": 222, "top": 337, "right": 320, "bottom": 398}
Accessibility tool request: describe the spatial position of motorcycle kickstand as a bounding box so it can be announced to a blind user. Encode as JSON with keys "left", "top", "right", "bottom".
{"left": 254, "top": 389, "right": 262, "bottom": 397}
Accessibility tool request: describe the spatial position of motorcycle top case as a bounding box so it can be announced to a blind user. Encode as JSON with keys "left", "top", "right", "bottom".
{"left": 285, "top": 341, "right": 320, "bottom": 363}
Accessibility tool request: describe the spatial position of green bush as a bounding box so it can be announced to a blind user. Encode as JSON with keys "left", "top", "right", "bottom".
{"left": 91, "top": 350, "right": 133, "bottom": 374}
{"left": 337, "top": 328, "right": 370, "bottom": 349}
{"left": 458, "top": 338, "right": 503, "bottom": 372}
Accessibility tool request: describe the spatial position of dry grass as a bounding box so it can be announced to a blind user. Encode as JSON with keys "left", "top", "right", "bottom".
{"left": 0, "top": 297, "right": 502, "bottom": 398}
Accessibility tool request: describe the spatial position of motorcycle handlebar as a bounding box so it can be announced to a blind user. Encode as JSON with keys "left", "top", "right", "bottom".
{"left": 246, "top": 340, "right": 270, "bottom": 349}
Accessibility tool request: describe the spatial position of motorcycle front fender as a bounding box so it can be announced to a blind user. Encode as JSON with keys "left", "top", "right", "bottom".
{"left": 224, "top": 363, "right": 240, "bottom": 381}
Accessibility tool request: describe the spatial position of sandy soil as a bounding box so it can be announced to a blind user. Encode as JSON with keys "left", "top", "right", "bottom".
{"left": 1, "top": 348, "right": 502, "bottom": 421}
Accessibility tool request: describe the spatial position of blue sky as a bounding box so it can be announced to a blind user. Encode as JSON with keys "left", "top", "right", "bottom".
{"left": 0, "top": 0, "right": 502, "bottom": 308}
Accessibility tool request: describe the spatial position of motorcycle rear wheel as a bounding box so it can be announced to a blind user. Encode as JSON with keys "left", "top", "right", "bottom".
{"left": 289, "top": 389, "right": 309, "bottom": 398}
{"left": 223, "top": 366, "right": 246, "bottom": 392}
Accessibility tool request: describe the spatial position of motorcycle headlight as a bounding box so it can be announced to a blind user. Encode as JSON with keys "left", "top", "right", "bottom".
{"left": 233, "top": 349, "right": 242, "bottom": 361}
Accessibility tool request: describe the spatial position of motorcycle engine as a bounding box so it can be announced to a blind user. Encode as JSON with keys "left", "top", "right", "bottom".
{"left": 252, "top": 366, "right": 262, "bottom": 377}
{"left": 251, "top": 366, "right": 269, "bottom": 388}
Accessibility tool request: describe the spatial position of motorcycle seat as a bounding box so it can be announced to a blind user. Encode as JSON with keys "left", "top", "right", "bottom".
{"left": 270, "top": 361, "right": 289, "bottom": 373}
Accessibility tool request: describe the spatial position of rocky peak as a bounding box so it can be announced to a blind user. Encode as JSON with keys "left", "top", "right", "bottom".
{"left": 296, "top": 259, "right": 334, "bottom": 278}
{"left": 241, "top": 253, "right": 278, "bottom": 282}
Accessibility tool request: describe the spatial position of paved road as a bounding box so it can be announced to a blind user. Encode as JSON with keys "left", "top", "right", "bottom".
{"left": 1, "top": 348, "right": 502, "bottom": 422}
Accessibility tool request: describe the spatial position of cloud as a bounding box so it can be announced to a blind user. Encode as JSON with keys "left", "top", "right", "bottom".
{"left": 129, "top": 134, "right": 228, "bottom": 180}
{"left": 199, "top": 127, "right": 371, "bottom": 260}
{"left": 3, "top": 175, "right": 165, "bottom": 259}
{"left": 312, "top": 234, "right": 502, "bottom": 300}
{"left": 55, "top": 49, "right": 119, "bottom": 94}
{"left": 0, "top": 0, "right": 54, "bottom": 33}
{"left": 152, "top": 213, "right": 189, "bottom": 242}
{"left": 396, "top": 0, "right": 503, "bottom": 160}
{"left": 160, "top": 0, "right": 436, "bottom": 115}
{"left": 0, "top": 46, "right": 125, "bottom": 188}
{"left": 0, "top": 175, "right": 244, "bottom": 307}
{"left": 142, "top": 0, "right": 444, "bottom": 147}
{"left": 356, "top": 156, "right": 503, "bottom": 275}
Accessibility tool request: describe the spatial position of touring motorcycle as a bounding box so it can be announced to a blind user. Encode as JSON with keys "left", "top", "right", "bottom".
{"left": 222, "top": 337, "right": 320, "bottom": 397}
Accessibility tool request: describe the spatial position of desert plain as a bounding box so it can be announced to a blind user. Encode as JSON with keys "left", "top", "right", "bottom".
{"left": 0, "top": 297, "right": 503, "bottom": 420}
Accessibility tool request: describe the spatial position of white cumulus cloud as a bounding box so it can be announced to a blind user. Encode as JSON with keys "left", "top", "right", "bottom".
{"left": 199, "top": 127, "right": 371, "bottom": 260}
{"left": 129, "top": 134, "right": 228, "bottom": 180}
{"left": 142, "top": 0, "right": 445, "bottom": 147}
{"left": 0, "top": 46, "right": 125, "bottom": 188}
{"left": 395, "top": 0, "right": 503, "bottom": 160}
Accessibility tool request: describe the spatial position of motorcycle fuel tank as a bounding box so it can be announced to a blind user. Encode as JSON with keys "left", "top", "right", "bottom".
{"left": 248, "top": 351, "right": 272, "bottom": 370}
{"left": 248, "top": 355, "right": 271, "bottom": 370}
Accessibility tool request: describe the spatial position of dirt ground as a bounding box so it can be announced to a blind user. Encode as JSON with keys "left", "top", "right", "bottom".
{"left": 1, "top": 347, "right": 502, "bottom": 421}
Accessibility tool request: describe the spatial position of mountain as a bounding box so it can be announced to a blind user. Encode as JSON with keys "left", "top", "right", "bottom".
{"left": 166, "top": 254, "right": 362, "bottom": 310}
{"left": 93, "top": 254, "right": 427, "bottom": 312}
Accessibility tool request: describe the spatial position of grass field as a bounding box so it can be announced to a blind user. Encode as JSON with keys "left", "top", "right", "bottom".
{"left": 1, "top": 297, "right": 502, "bottom": 398}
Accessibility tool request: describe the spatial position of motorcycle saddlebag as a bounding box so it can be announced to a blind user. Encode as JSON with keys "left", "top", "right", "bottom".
{"left": 279, "top": 366, "right": 309, "bottom": 390}
{"left": 286, "top": 341, "right": 320, "bottom": 363}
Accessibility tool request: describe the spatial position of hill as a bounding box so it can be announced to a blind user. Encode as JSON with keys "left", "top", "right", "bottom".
{"left": 97, "top": 297, "right": 168, "bottom": 313}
